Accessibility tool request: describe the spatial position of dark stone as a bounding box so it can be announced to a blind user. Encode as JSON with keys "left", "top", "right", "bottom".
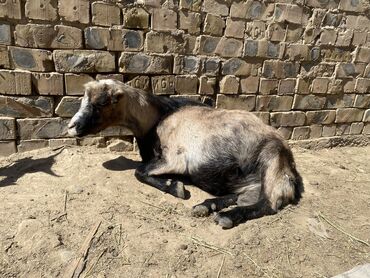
{"left": 85, "top": 28, "right": 106, "bottom": 49}
{"left": 244, "top": 40, "right": 258, "bottom": 57}
{"left": 123, "top": 30, "right": 142, "bottom": 49}
{"left": 11, "top": 48, "right": 36, "bottom": 69}
{"left": 0, "top": 24, "right": 11, "bottom": 44}
{"left": 267, "top": 42, "right": 280, "bottom": 58}
{"left": 127, "top": 54, "right": 150, "bottom": 72}
{"left": 203, "top": 37, "right": 218, "bottom": 53}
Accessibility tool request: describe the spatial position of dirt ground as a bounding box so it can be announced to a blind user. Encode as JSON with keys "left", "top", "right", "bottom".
{"left": 0, "top": 144, "right": 369, "bottom": 278}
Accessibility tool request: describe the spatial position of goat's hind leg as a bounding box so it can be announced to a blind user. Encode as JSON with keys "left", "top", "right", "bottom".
{"left": 192, "top": 194, "right": 238, "bottom": 217}
{"left": 135, "top": 159, "right": 188, "bottom": 199}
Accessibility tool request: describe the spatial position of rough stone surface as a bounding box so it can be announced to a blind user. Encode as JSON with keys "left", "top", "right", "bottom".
{"left": 32, "top": 73, "right": 64, "bottom": 95}
{"left": 0, "top": 117, "right": 16, "bottom": 140}
{"left": 17, "top": 118, "right": 69, "bottom": 139}
{"left": 0, "top": 141, "right": 17, "bottom": 156}
{"left": 216, "top": 95, "right": 255, "bottom": 111}
{"left": 199, "top": 76, "right": 216, "bottom": 95}
{"left": 92, "top": 2, "right": 121, "bottom": 26}
{"left": 9, "top": 47, "right": 53, "bottom": 72}
{"left": 17, "top": 139, "right": 49, "bottom": 152}
{"left": 65, "top": 74, "right": 94, "bottom": 95}
{"left": 0, "top": 96, "right": 53, "bottom": 118}
{"left": 55, "top": 97, "right": 81, "bottom": 117}
{"left": 25, "top": 0, "right": 58, "bottom": 21}
{"left": 58, "top": 0, "right": 90, "bottom": 24}
{"left": 152, "top": 75, "right": 175, "bottom": 95}
{"left": 220, "top": 75, "right": 239, "bottom": 94}
{"left": 119, "top": 53, "right": 172, "bottom": 74}
{"left": 123, "top": 7, "right": 150, "bottom": 29}
{"left": 0, "top": 70, "right": 32, "bottom": 95}
{"left": 175, "top": 75, "right": 198, "bottom": 95}
{"left": 107, "top": 139, "right": 134, "bottom": 152}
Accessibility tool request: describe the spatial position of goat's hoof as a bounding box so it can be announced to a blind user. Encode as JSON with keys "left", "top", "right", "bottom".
{"left": 191, "top": 205, "right": 210, "bottom": 217}
{"left": 214, "top": 213, "right": 234, "bottom": 229}
{"left": 168, "top": 181, "right": 186, "bottom": 199}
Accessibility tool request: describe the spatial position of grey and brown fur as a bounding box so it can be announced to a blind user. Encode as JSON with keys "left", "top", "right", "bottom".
{"left": 68, "top": 79, "right": 304, "bottom": 229}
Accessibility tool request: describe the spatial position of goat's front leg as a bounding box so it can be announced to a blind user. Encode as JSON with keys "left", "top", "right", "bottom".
{"left": 191, "top": 195, "right": 238, "bottom": 217}
{"left": 135, "top": 159, "right": 188, "bottom": 199}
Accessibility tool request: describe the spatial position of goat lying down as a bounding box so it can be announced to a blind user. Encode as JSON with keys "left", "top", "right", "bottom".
{"left": 68, "top": 79, "right": 303, "bottom": 228}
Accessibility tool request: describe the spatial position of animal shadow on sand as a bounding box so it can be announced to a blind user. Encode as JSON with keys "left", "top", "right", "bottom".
{"left": 0, "top": 149, "right": 63, "bottom": 187}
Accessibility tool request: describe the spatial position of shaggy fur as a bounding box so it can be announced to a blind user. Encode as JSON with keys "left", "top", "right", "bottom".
{"left": 68, "top": 79, "right": 304, "bottom": 229}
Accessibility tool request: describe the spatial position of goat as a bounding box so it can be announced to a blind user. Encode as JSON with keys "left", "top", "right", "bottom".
{"left": 68, "top": 79, "right": 304, "bottom": 229}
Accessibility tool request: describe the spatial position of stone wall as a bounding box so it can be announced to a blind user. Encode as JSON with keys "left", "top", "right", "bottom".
{"left": 1, "top": 0, "right": 370, "bottom": 156}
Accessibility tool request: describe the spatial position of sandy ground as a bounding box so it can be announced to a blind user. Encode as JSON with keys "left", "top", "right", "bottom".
{"left": 0, "top": 145, "right": 369, "bottom": 278}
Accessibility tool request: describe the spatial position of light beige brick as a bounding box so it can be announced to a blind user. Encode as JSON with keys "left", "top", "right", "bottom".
{"left": 92, "top": 2, "right": 121, "bottom": 26}
{"left": 278, "top": 79, "right": 296, "bottom": 95}
{"left": 350, "top": 122, "right": 364, "bottom": 135}
{"left": 151, "top": 9, "right": 177, "bottom": 31}
{"left": 215, "top": 38, "right": 243, "bottom": 58}
{"left": 225, "top": 18, "right": 246, "bottom": 39}
{"left": 17, "top": 118, "right": 69, "bottom": 139}
{"left": 0, "top": 0, "right": 21, "bottom": 19}
{"left": 322, "top": 125, "right": 336, "bottom": 137}
{"left": 310, "top": 125, "right": 322, "bottom": 138}
{"left": 0, "top": 96, "right": 53, "bottom": 118}
{"left": 49, "top": 138, "right": 78, "bottom": 148}
{"left": 152, "top": 75, "right": 175, "bottom": 95}
{"left": 175, "top": 75, "right": 198, "bottom": 95}
{"left": 0, "top": 141, "right": 17, "bottom": 156}
{"left": 291, "top": 126, "right": 310, "bottom": 140}
{"left": 240, "top": 76, "right": 259, "bottom": 94}
{"left": 259, "top": 79, "right": 278, "bottom": 95}
{"left": 335, "top": 108, "right": 365, "bottom": 123}
{"left": 58, "top": 0, "right": 90, "bottom": 24}
{"left": 273, "top": 4, "right": 309, "bottom": 25}
{"left": 179, "top": 11, "right": 201, "bottom": 35}
{"left": 0, "top": 70, "right": 32, "bottom": 95}
{"left": 311, "top": 78, "right": 330, "bottom": 94}
{"left": 32, "top": 73, "right": 64, "bottom": 95}
{"left": 203, "top": 0, "right": 229, "bottom": 16}
{"left": 292, "top": 95, "right": 326, "bottom": 110}
{"left": 65, "top": 73, "right": 94, "bottom": 95}
{"left": 126, "top": 76, "right": 150, "bottom": 91}
{"left": 17, "top": 140, "right": 48, "bottom": 152}
{"left": 256, "top": 95, "right": 293, "bottom": 112}
{"left": 306, "top": 111, "right": 336, "bottom": 125}
{"left": 216, "top": 95, "right": 255, "bottom": 111}
{"left": 0, "top": 117, "right": 16, "bottom": 140}
{"left": 55, "top": 96, "right": 81, "bottom": 117}
{"left": 145, "top": 31, "right": 186, "bottom": 53}
{"left": 222, "top": 59, "right": 260, "bottom": 76}
{"left": 123, "top": 7, "right": 150, "bottom": 29}
{"left": 199, "top": 76, "right": 216, "bottom": 95}
{"left": 25, "top": 0, "right": 58, "bottom": 21}
{"left": 203, "top": 14, "right": 225, "bottom": 37}
{"left": 0, "top": 24, "right": 11, "bottom": 45}
{"left": 0, "top": 47, "right": 10, "bottom": 68}
{"left": 245, "top": 21, "right": 266, "bottom": 40}
{"left": 119, "top": 53, "right": 172, "bottom": 74}
{"left": 270, "top": 111, "right": 306, "bottom": 127}
{"left": 220, "top": 75, "right": 239, "bottom": 94}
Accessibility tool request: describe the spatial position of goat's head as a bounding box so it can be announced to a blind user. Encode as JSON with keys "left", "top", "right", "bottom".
{"left": 68, "top": 80, "right": 124, "bottom": 137}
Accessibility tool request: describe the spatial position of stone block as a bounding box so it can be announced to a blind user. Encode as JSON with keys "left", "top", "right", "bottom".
{"left": 215, "top": 38, "right": 243, "bottom": 58}
{"left": 246, "top": 1, "right": 269, "bottom": 20}
{"left": 0, "top": 96, "right": 53, "bottom": 117}
{"left": 198, "top": 76, "right": 216, "bottom": 95}
{"left": 343, "top": 80, "right": 356, "bottom": 93}
{"left": 110, "top": 29, "right": 144, "bottom": 51}
{"left": 126, "top": 76, "right": 150, "bottom": 91}
{"left": 256, "top": 95, "right": 293, "bottom": 112}
{"left": 203, "top": 0, "right": 229, "bottom": 16}
{"left": 202, "top": 58, "right": 220, "bottom": 76}
{"left": 296, "top": 78, "right": 310, "bottom": 94}
{"left": 225, "top": 18, "right": 245, "bottom": 39}
{"left": 355, "top": 78, "right": 370, "bottom": 93}
{"left": 354, "top": 95, "right": 370, "bottom": 108}
{"left": 92, "top": 2, "right": 121, "bottom": 26}
{"left": 291, "top": 126, "right": 310, "bottom": 140}
{"left": 0, "top": 141, "right": 16, "bottom": 156}
{"left": 262, "top": 60, "right": 300, "bottom": 79}
{"left": 244, "top": 40, "right": 285, "bottom": 59}
{"left": 0, "top": 24, "right": 11, "bottom": 45}
{"left": 96, "top": 74, "right": 123, "bottom": 82}
{"left": 0, "top": 70, "right": 32, "bottom": 95}
{"left": 335, "top": 108, "right": 364, "bottom": 123}
{"left": 336, "top": 124, "right": 351, "bottom": 136}
{"left": 328, "top": 79, "right": 344, "bottom": 95}
{"left": 338, "top": 0, "right": 367, "bottom": 12}
{"left": 25, "top": 0, "right": 58, "bottom": 21}
{"left": 179, "top": 0, "right": 202, "bottom": 11}
{"left": 196, "top": 35, "right": 221, "bottom": 55}
{"left": 17, "top": 118, "right": 69, "bottom": 139}
{"left": 9, "top": 47, "right": 53, "bottom": 72}
{"left": 49, "top": 138, "right": 78, "bottom": 148}
{"left": 152, "top": 75, "right": 175, "bottom": 95}
{"left": 174, "top": 55, "right": 201, "bottom": 74}
{"left": 278, "top": 79, "right": 296, "bottom": 95}
{"left": 336, "top": 30, "right": 353, "bottom": 47}
{"left": 99, "top": 126, "right": 132, "bottom": 137}
{"left": 363, "top": 109, "right": 370, "bottom": 122}
{"left": 179, "top": 11, "right": 201, "bottom": 35}
{"left": 319, "top": 29, "right": 337, "bottom": 46}
{"left": 286, "top": 25, "right": 303, "bottom": 43}
{"left": 175, "top": 75, "right": 198, "bottom": 95}
{"left": 270, "top": 111, "right": 306, "bottom": 127}
{"left": 354, "top": 47, "right": 370, "bottom": 63}
{"left": 253, "top": 112, "right": 270, "bottom": 125}
{"left": 17, "top": 140, "right": 49, "bottom": 152}
{"left": 145, "top": 31, "right": 186, "bottom": 54}
{"left": 65, "top": 73, "right": 94, "bottom": 95}
{"left": 284, "top": 44, "right": 310, "bottom": 61}
{"left": 53, "top": 50, "right": 115, "bottom": 73}
{"left": 277, "top": 127, "right": 292, "bottom": 140}
{"left": 311, "top": 78, "right": 330, "bottom": 94}
{"left": 352, "top": 31, "right": 367, "bottom": 46}
{"left": 123, "top": 7, "right": 150, "bottom": 29}
{"left": 216, "top": 95, "right": 255, "bottom": 111}
{"left": 240, "top": 76, "right": 259, "bottom": 94}
{"left": 0, "top": 47, "right": 10, "bottom": 68}
{"left": 273, "top": 4, "right": 308, "bottom": 25}
{"left": 346, "top": 15, "right": 370, "bottom": 32}
{"left": 245, "top": 21, "right": 266, "bottom": 40}
{"left": 0, "top": 0, "right": 21, "bottom": 19}
{"left": 259, "top": 79, "right": 278, "bottom": 95}
{"left": 267, "top": 23, "right": 286, "bottom": 42}
{"left": 107, "top": 139, "right": 133, "bottom": 152}
{"left": 119, "top": 53, "right": 172, "bottom": 74}
{"left": 306, "top": 110, "right": 336, "bottom": 125}
{"left": 203, "top": 14, "right": 225, "bottom": 37}
{"left": 32, "top": 73, "right": 64, "bottom": 95}
{"left": 292, "top": 95, "right": 326, "bottom": 110}
{"left": 84, "top": 27, "right": 109, "bottom": 50}
{"left": 305, "top": 0, "right": 339, "bottom": 8}
{"left": 322, "top": 12, "right": 343, "bottom": 27}
{"left": 58, "top": 0, "right": 90, "bottom": 24}
{"left": 350, "top": 122, "right": 364, "bottom": 135}
{"left": 15, "top": 24, "right": 83, "bottom": 49}
{"left": 309, "top": 125, "right": 322, "bottom": 139}
{"left": 322, "top": 125, "right": 336, "bottom": 137}
{"left": 222, "top": 58, "right": 260, "bottom": 76}
{"left": 0, "top": 117, "right": 16, "bottom": 140}
{"left": 151, "top": 9, "right": 177, "bottom": 31}
{"left": 363, "top": 123, "right": 370, "bottom": 134}
{"left": 326, "top": 94, "right": 355, "bottom": 108}
{"left": 321, "top": 48, "right": 352, "bottom": 63}
{"left": 335, "top": 63, "right": 364, "bottom": 78}
{"left": 55, "top": 96, "right": 81, "bottom": 117}
{"left": 230, "top": 1, "right": 248, "bottom": 18}
{"left": 219, "top": 75, "right": 239, "bottom": 94}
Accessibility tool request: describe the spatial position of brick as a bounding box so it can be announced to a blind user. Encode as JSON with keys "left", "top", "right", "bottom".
{"left": 123, "top": 7, "right": 150, "bottom": 29}
{"left": 152, "top": 75, "right": 175, "bottom": 95}
{"left": 336, "top": 124, "right": 351, "bottom": 135}
{"left": 15, "top": 24, "right": 82, "bottom": 49}
{"left": 17, "top": 118, "right": 69, "bottom": 139}
{"left": 203, "top": 0, "right": 229, "bottom": 16}
{"left": 303, "top": 27, "right": 321, "bottom": 44}
{"left": 49, "top": 138, "right": 77, "bottom": 148}
{"left": 215, "top": 38, "right": 243, "bottom": 58}
{"left": 319, "top": 29, "right": 337, "bottom": 45}
{"left": 151, "top": 9, "right": 177, "bottom": 31}
{"left": 302, "top": 63, "right": 336, "bottom": 78}
{"left": 0, "top": 96, "right": 53, "bottom": 117}
{"left": 17, "top": 139, "right": 49, "bottom": 152}
{"left": 277, "top": 127, "right": 292, "bottom": 139}
{"left": 270, "top": 111, "right": 306, "bottom": 127}
{"left": 32, "top": 73, "right": 64, "bottom": 95}
{"left": 311, "top": 78, "right": 330, "bottom": 94}
{"left": 240, "top": 76, "right": 259, "bottom": 94}
{"left": 58, "top": 0, "right": 89, "bottom": 24}
{"left": 322, "top": 125, "right": 336, "bottom": 137}
{"left": 0, "top": 117, "right": 16, "bottom": 140}
{"left": 145, "top": 31, "right": 186, "bottom": 53}
{"left": 335, "top": 63, "right": 365, "bottom": 78}
{"left": 0, "top": 70, "right": 32, "bottom": 95}
{"left": 335, "top": 108, "right": 364, "bottom": 123}
{"left": 346, "top": 15, "right": 370, "bottom": 32}
{"left": 219, "top": 75, "right": 239, "bottom": 94}
{"left": 182, "top": 34, "right": 197, "bottom": 54}
{"left": 245, "top": 21, "right": 266, "bottom": 40}
{"left": 0, "top": 47, "right": 10, "bottom": 68}
{"left": 0, "top": 24, "right": 11, "bottom": 45}
{"left": 55, "top": 96, "right": 81, "bottom": 117}
{"left": 216, "top": 95, "right": 255, "bottom": 111}
{"left": 310, "top": 125, "right": 322, "bottom": 138}
{"left": 126, "top": 76, "right": 150, "bottom": 91}
{"left": 322, "top": 12, "right": 343, "bottom": 27}
{"left": 355, "top": 78, "right": 370, "bottom": 93}
{"left": 321, "top": 48, "right": 352, "bottom": 63}
{"left": 202, "top": 58, "right": 220, "bottom": 76}
{"left": 328, "top": 79, "right": 344, "bottom": 94}
{"left": 199, "top": 76, "right": 216, "bottom": 95}
{"left": 352, "top": 31, "right": 367, "bottom": 46}
{"left": 273, "top": 4, "right": 309, "bottom": 25}
{"left": 0, "top": 0, "right": 21, "bottom": 19}
{"left": 354, "top": 95, "right": 370, "bottom": 108}
{"left": 9, "top": 47, "right": 53, "bottom": 72}
{"left": 336, "top": 30, "right": 353, "bottom": 47}
{"left": 343, "top": 80, "right": 356, "bottom": 93}
{"left": 291, "top": 126, "right": 310, "bottom": 140}
{"left": 363, "top": 123, "right": 370, "bottom": 134}
{"left": 306, "top": 110, "right": 336, "bottom": 125}
{"left": 363, "top": 109, "right": 370, "bottom": 122}
{"left": 99, "top": 126, "right": 132, "bottom": 137}
{"left": 222, "top": 59, "right": 260, "bottom": 76}
{"left": 179, "top": 0, "right": 202, "bottom": 11}
{"left": 230, "top": 1, "right": 248, "bottom": 19}
{"left": 253, "top": 112, "right": 270, "bottom": 125}
{"left": 326, "top": 94, "right": 355, "bottom": 108}
{"left": 225, "top": 19, "right": 245, "bottom": 39}
{"left": 292, "top": 95, "right": 326, "bottom": 110}
{"left": 65, "top": 73, "right": 94, "bottom": 95}
{"left": 350, "top": 122, "right": 364, "bottom": 135}
{"left": 267, "top": 23, "right": 286, "bottom": 42}
{"left": 244, "top": 40, "right": 284, "bottom": 59}
{"left": 296, "top": 78, "right": 310, "bottom": 95}
{"left": 262, "top": 60, "right": 300, "bottom": 79}
{"left": 256, "top": 95, "right": 293, "bottom": 112}
{"left": 25, "top": 0, "right": 58, "bottom": 21}
{"left": 119, "top": 53, "right": 172, "bottom": 74}
{"left": 284, "top": 44, "right": 310, "bottom": 61}
{"left": 84, "top": 27, "right": 109, "bottom": 49}
{"left": 305, "top": 0, "right": 339, "bottom": 9}
{"left": 278, "top": 79, "right": 296, "bottom": 95}
{"left": 0, "top": 140, "right": 16, "bottom": 156}
{"left": 286, "top": 25, "right": 303, "bottom": 42}
{"left": 339, "top": 0, "right": 367, "bottom": 12}
{"left": 92, "top": 2, "right": 121, "bottom": 26}
{"left": 246, "top": 1, "right": 268, "bottom": 20}
{"left": 54, "top": 50, "right": 115, "bottom": 73}
{"left": 259, "top": 79, "right": 278, "bottom": 95}
{"left": 179, "top": 11, "right": 201, "bottom": 35}
{"left": 96, "top": 74, "right": 123, "bottom": 82}
{"left": 175, "top": 75, "right": 198, "bottom": 95}
{"left": 174, "top": 55, "right": 201, "bottom": 74}
{"left": 354, "top": 47, "right": 370, "bottom": 63}
{"left": 203, "top": 14, "right": 225, "bottom": 37}
{"left": 196, "top": 35, "right": 221, "bottom": 55}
